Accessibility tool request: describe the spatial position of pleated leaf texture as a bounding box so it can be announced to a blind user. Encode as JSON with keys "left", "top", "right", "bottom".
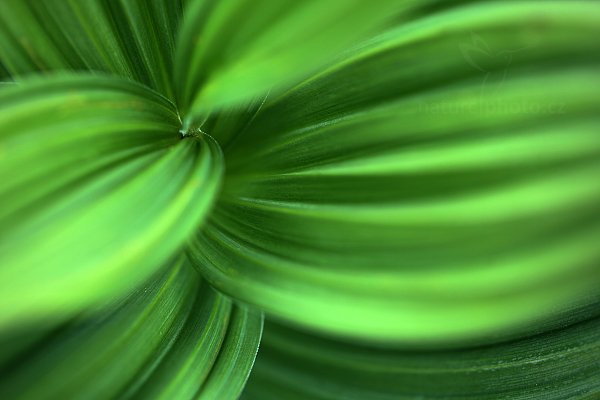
{"left": 0, "top": 0, "right": 599, "bottom": 399}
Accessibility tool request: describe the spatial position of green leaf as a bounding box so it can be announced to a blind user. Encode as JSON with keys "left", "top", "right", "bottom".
{"left": 187, "top": 1, "right": 600, "bottom": 344}
{"left": 0, "top": 256, "right": 263, "bottom": 400}
{"left": 242, "top": 312, "right": 600, "bottom": 400}
{"left": 194, "top": 303, "right": 264, "bottom": 400}
{"left": 0, "top": 74, "right": 223, "bottom": 329}
{"left": 174, "top": 0, "right": 410, "bottom": 123}
{"left": 0, "top": 0, "right": 183, "bottom": 97}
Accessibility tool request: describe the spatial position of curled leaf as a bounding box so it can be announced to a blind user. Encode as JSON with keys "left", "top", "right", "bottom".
{"left": 188, "top": 1, "right": 600, "bottom": 344}
{"left": 0, "top": 75, "right": 223, "bottom": 328}
{"left": 0, "top": 256, "right": 263, "bottom": 400}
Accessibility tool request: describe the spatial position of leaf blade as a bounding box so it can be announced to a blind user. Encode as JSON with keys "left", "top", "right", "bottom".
{"left": 174, "top": 0, "right": 411, "bottom": 122}
{"left": 0, "top": 74, "right": 223, "bottom": 328}
{"left": 0, "top": 256, "right": 263, "bottom": 400}
{"left": 187, "top": 1, "right": 600, "bottom": 344}
{"left": 0, "top": 0, "right": 183, "bottom": 97}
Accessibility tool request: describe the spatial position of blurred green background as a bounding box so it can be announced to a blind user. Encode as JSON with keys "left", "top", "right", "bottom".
{"left": 0, "top": 0, "right": 599, "bottom": 398}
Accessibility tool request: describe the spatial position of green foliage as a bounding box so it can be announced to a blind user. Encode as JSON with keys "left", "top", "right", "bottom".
{"left": 174, "top": 0, "right": 405, "bottom": 121}
{"left": 244, "top": 310, "right": 600, "bottom": 399}
{"left": 0, "top": 0, "right": 599, "bottom": 399}
{"left": 0, "top": 0, "right": 183, "bottom": 97}
{"left": 0, "top": 257, "right": 262, "bottom": 400}
{"left": 0, "top": 76, "right": 223, "bottom": 328}
{"left": 189, "top": 1, "right": 600, "bottom": 345}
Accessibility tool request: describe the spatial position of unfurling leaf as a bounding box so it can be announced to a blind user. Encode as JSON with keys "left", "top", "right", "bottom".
{"left": 0, "top": 75, "right": 223, "bottom": 328}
